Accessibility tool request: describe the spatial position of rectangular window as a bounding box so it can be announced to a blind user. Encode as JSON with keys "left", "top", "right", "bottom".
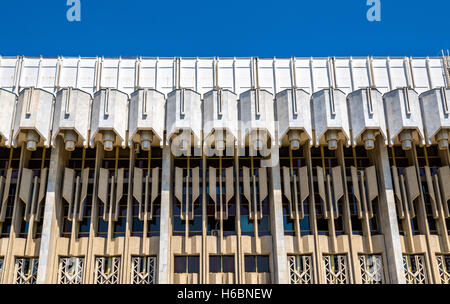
{"left": 316, "top": 217, "right": 329, "bottom": 236}
{"left": 148, "top": 215, "right": 161, "bottom": 237}
{"left": 78, "top": 211, "right": 91, "bottom": 237}
{"left": 209, "top": 255, "right": 235, "bottom": 273}
{"left": 172, "top": 215, "right": 186, "bottom": 236}
{"left": 189, "top": 215, "right": 202, "bottom": 235}
{"left": 283, "top": 214, "right": 295, "bottom": 235}
{"left": 188, "top": 256, "right": 200, "bottom": 273}
{"left": 19, "top": 221, "right": 29, "bottom": 238}
{"left": 240, "top": 215, "right": 254, "bottom": 236}
{"left": 258, "top": 214, "right": 271, "bottom": 236}
{"left": 131, "top": 209, "right": 144, "bottom": 237}
{"left": 113, "top": 197, "right": 128, "bottom": 238}
{"left": 61, "top": 214, "right": 73, "bottom": 238}
{"left": 245, "top": 255, "right": 270, "bottom": 273}
{"left": 97, "top": 215, "right": 108, "bottom": 237}
{"left": 174, "top": 256, "right": 187, "bottom": 273}
{"left": 174, "top": 256, "right": 200, "bottom": 274}
{"left": 299, "top": 215, "right": 311, "bottom": 235}
{"left": 209, "top": 256, "right": 221, "bottom": 273}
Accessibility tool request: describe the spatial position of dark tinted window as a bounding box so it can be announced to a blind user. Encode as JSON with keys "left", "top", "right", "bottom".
{"left": 209, "top": 256, "right": 221, "bottom": 273}
{"left": 189, "top": 216, "right": 202, "bottom": 232}
{"left": 209, "top": 255, "right": 235, "bottom": 273}
{"left": 222, "top": 256, "right": 234, "bottom": 273}
{"left": 257, "top": 256, "right": 269, "bottom": 273}
{"left": 188, "top": 256, "right": 199, "bottom": 273}
{"left": 245, "top": 255, "right": 270, "bottom": 273}
{"left": 174, "top": 256, "right": 187, "bottom": 273}
{"left": 245, "top": 256, "right": 256, "bottom": 272}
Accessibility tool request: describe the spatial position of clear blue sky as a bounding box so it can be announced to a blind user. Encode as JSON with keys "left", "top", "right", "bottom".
{"left": 0, "top": 0, "right": 448, "bottom": 57}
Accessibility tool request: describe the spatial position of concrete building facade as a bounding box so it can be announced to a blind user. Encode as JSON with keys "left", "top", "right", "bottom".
{"left": 0, "top": 56, "right": 448, "bottom": 284}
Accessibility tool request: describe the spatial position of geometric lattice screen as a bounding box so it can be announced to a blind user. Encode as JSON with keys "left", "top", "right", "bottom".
{"left": 359, "top": 254, "right": 384, "bottom": 284}
{"left": 0, "top": 258, "right": 3, "bottom": 283}
{"left": 58, "top": 257, "right": 84, "bottom": 284}
{"left": 403, "top": 255, "right": 427, "bottom": 284}
{"left": 436, "top": 255, "right": 450, "bottom": 284}
{"left": 94, "top": 256, "right": 121, "bottom": 284}
{"left": 14, "top": 257, "right": 39, "bottom": 284}
{"left": 131, "top": 256, "right": 157, "bottom": 284}
{"left": 323, "top": 255, "right": 348, "bottom": 284}
{"left": 288, "top": 255, "right": 312, "bottom": 284}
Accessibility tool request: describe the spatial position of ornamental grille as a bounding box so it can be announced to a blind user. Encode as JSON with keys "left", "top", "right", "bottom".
{"left": 14, "top": 257, "right": 39, "bottom": 284}
{"left": 436, "top": 255, "right": 450, "bottom": 284}
{"left": 403, "top": 255, "right": 427, "bottom": 284}
{"left": 131, "top": 256, "right": 156, "bottom": 284}
{"left": 288, "top": 255, "right": 312, "bottom": 284}
{"left": 0, "top": 258, "right": 3, "bottom": 283}
{"left": 323, "top": 254, "right": 348, "bottom": 284}
{"left": 95, "top": 256, "right": 121, "bottom": 284}
{"left": 58, "top": 257, "right": 84, "bottom": 284}
{"left": 359, "top": 254, "right": 384, "bottom": 284}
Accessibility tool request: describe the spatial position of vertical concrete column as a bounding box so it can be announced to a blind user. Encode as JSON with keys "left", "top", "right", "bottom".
{"left": 235, "top": 151, "right": 244, "bottom": 284}
{"left": 201, "top": 155, "right": 207, "bottom": 284}
{"left": 374, "top": 136, "right": 406, "bottom": 284}
{"left": 122, "top": 147, "right": 135, "bottom": 284}
{"left": 37, "top": 137, "right": 65, "bottom": 284}
{"left": 268, "top": 147, "right": 288, "bottom": 284}
{"left": 158, "top": 146, "right": 172, "bottom": 283}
